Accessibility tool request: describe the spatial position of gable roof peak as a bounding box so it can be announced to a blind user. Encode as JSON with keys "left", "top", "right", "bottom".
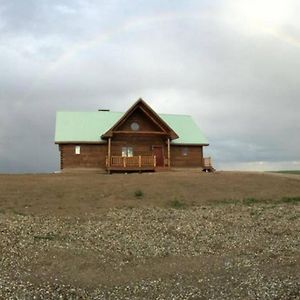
{"left": 101, "top": 98, "right": 179, "bottom": 139}
{"left": 133, "top": 97, "right": 147, "bottom": 106}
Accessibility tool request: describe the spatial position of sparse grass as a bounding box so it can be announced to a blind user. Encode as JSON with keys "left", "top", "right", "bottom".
{"left": 213, "top": 196, "right": 300, "bottom": 206}
{"left": 134, "top": 189, "right": 144, "bottom": 198}
{"left": 34, "top": 234, "right": 57, "bottom": 241}
{"left": 169, "top": 198, "right": 186, "bottom": 209}
{"left": 10, "top": 208, "right": 27, "bottom": 216}
{"left": 213, "top": 199, "right": 239, "bottom": 205}
{"left": 0, "top": 172, "right": 300, "bottom": 216}
{"left": 271, "top": 170, "right": 300, "bottom": 175}
{"left": 215, "top": 198, "right": 264, "bottom": 206}
{"left": 281, "top": 196, "right": 300, "bottom": 204}
{"left": 242, "top": 197, "right": 260, "bottom": 205}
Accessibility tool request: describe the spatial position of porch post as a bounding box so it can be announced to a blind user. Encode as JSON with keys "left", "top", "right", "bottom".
{"left": 108, "top": 137, "right": 111, "bottom": 167}
{"left": 167, "top": 138, "right": 171, "bottom": 168}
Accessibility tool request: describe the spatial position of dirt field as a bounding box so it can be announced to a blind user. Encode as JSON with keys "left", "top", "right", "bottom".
{"left": 0, "top": 171, "right": 300, "bottom": 299}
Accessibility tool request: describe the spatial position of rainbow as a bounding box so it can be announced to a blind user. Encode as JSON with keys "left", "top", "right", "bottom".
{"left": 24, "top": 10, "right": 300, "bottom": 102}
{"left": 262, "top": 26, "right": 300, "bottom": 48}
{"left": 48, "top": 12, "right": 208, "bottom": 72}
{"left": 23, "top": 12, "right": 207, "bottom": 102}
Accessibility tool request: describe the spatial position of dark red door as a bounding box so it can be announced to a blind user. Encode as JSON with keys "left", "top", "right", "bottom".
{"left": 153, "top": 146, "right": 164, "bottom": 167}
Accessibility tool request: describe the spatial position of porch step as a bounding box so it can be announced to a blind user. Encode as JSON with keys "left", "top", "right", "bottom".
{"left": 202, "top": 166, "right": 216, "bottom": 172}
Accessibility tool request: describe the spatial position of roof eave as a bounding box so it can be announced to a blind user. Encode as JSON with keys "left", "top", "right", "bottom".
{"left": 55, "top": 141, "right": 106, "bottom": 144}
{"left": 171, "top": 143, "right": 209, "bottom": 146}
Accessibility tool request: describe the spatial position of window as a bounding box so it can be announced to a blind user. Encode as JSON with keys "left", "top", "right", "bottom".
{"left": 182, "top": 147, "right": 188, "bottom": 156}
{"left": 122, "top": 147, "right": 133, "bottom": 157}
{"left": 75, "top": 145, "right": 80, "bottom": 155}
{"left": 130, "top": 122, "right": 140, "bottom": 131}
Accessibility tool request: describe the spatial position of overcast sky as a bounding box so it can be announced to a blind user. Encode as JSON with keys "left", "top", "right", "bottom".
{"left": 1, "top": 0, "right": 299, "bottom": 173}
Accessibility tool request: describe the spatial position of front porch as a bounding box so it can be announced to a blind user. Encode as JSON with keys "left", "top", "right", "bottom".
{"left": 105, "top": 155, "right": 214, "bottom": 173}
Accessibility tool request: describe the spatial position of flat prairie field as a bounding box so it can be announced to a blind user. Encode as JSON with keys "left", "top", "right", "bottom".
{"left": 0, "top": 171, "right": 299, "bottom": 299}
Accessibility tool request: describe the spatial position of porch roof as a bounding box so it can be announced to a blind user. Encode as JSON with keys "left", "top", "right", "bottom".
{"left": 55, "top": 111, "right": 208, "bottom": 145}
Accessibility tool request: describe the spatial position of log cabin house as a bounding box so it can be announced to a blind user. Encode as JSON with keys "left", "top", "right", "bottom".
{"left": 55, "top": 99, "right": 213, "bottom": 172}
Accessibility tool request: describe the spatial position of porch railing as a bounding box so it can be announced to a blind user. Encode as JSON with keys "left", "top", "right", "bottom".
{"left": 106, "top": 155, "right": 156, "bottom": 168}
{"left": 203, "top": 157, "right": 212, "bottom": 167}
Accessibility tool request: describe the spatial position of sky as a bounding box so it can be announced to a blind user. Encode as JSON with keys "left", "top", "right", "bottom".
{"left": 0, "top": 0, "right": 300, "bottom": 173}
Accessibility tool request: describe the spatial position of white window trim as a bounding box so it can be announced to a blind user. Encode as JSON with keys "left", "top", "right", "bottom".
{"left": 75, "top": 145, "right": 81, "bottom": 155}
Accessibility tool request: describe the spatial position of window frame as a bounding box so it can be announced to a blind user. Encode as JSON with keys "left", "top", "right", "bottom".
{"left": 182, "top": 147, "right": 188, "bottom": 156}
{"left": 122, "top": 146, "right": 133, "bottom": 157}
{"left": 75, "top": 145, "right": 81, "bottom": 155}
{"left": 130, "top": 122, "right": 140, "bottom": 131}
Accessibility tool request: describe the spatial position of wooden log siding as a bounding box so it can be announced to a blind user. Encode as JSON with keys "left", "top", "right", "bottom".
{"left": 59, "top": 144, "right": 64, "bottom": 169}
{"left": 60, "top": 144, "right": 204, "bottom": 170}
{"left": 111, "top": 136, "right": 167, "bottom": 158}
{"left": 170, "top": 145, "right": 204, "bottom": 168}
{"left": 108, "top": 138, "right": 111, "bottom": 167}
{"left": 60, "top": 144, "right": 107, "bottom": 169}
{"left": 167, "top": 138, "right": 171, "bottom": 168}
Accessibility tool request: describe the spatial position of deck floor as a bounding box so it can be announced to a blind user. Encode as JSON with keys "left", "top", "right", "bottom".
{"left": 107, "top": 166, "right": 156, "bottom": 173}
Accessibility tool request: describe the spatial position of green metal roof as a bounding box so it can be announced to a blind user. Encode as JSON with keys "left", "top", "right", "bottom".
{"left": 55, "top": 111, "right": 208, "bottom": 145}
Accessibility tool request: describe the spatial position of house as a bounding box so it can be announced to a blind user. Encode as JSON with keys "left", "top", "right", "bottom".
{"left": 55, "top": 99, "right": 213, "bottom": 172}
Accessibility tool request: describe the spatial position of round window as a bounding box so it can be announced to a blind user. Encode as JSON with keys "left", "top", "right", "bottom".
{"left": 131, "top": 122, "right": 140, "bottom": 131}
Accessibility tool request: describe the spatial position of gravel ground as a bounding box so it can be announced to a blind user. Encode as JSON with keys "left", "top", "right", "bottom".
{"left": 0, "top": 203, "right": 299, "bottom": 299}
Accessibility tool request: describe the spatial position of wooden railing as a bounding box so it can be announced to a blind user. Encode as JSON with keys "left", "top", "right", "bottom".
{"left": 203, "top": 157, "right": 212, "bottom": 167}
{"left": 106, "top": 156, "right": 156, "bottom": 168}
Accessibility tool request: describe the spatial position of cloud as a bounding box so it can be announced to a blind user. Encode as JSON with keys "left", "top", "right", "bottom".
{"left": 0, "top": 0, "right": 299, "bottom": 172}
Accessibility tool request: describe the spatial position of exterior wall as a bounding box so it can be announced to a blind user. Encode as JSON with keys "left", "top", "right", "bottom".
{"left": 170, "top": 145, "right": 203, "bottom": 168}
{"left": 59, "top": 143, "right": 204, "bottom": 170}
{"left": 111, "top": 136, "right": 167, "bottom": 157}
{"left": 60, "top": 144, "right": 107, "bottom": 169}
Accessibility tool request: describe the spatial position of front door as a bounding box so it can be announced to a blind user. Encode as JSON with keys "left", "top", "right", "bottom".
{"left": 153, "top": 146, "right": 164, "bottom": 167}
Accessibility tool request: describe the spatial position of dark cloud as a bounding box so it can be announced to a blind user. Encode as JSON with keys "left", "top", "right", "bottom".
{"left": 0, "top": 0, "right": 299, "bottom": 172}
